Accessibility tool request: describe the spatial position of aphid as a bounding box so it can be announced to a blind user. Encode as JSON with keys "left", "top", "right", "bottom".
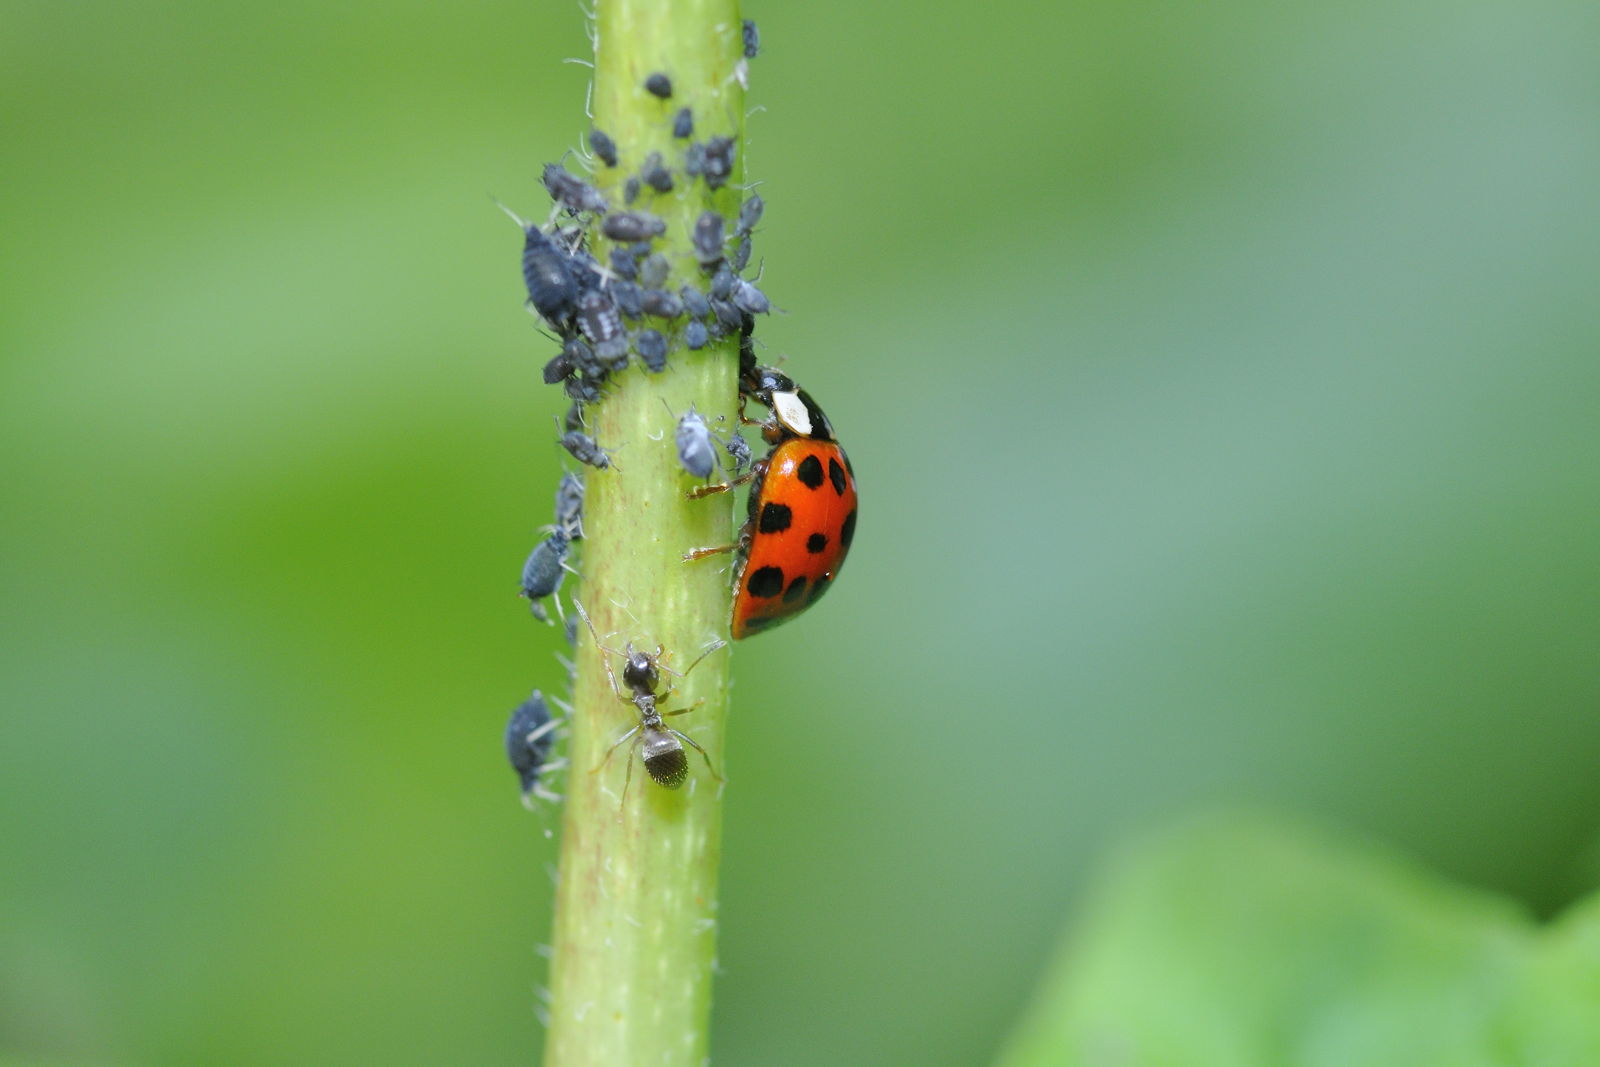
{"left": 684, "top": 319, "right": 709, "bottom": 350}
{"left": 735, "top": 194, "right": 764, "bottom": 238}
{"left": 702, "top": 136, "right": 736, "bottom": 190}
{"left": 684, "top": 142, "right": 707, "bottom": 179}
{"left": 709, "top": 263, "right": 735, "bottom": 301}
{"left": 732, "top": 277, "right": 770, "bottom": 315}
{"left": 638, "top": 253, "right": 670, "bottom": 290}
{"left": 554, "top": 471, "right": 585, "bottom": 540}
{"left": 640, "top": 288, "right": 684, "bottom": 319}
{"left": 575, "top": 288, "right": 624, "bottom": 350}
{"left": 624, "top": 176, "right": 641, "bottom": 205}
{"left": 517, "top": 224, "right": 579, "bottom": 327}
{"left": 609, "top": 246, "right": 639, "bottom": 281}
{"left": 634, "top": 328, "right": 668, "bottom": 372}
{"left": 541, "top": 163, "right": 608, "bottom": 214}
{"left": 640, "top": 151, "right": 673, "bottom": 193}
{"left": 742, "top": 19, "right": 760, "bottom": 58}
{"left": 672, "top": 107, "right": 693, "bottom": 139}
{"left": 644, "top": 72, "right": 673, "bottom": 99}
{"left": 710, "top": 297, "right": 743, "bottom": 332}
{"left": 520, "top": 528, "right": 571, "bottom": 617}
{"left": 589, "top": 129, "right": 618, "bottom": 168}
{"left": 596, "top": 336, "right": 631, "bottom": 369}
{"left": 565, "top": 336, "right": 605, "bottom": 380}
{"left": 564, "top": 375, "right": 602, "bottom": 404}
{"left": 611, "top": 279, "right": 643, "bottom": 318}
{"left": 601, "top": 211, "right": 667, "bottom": 243}
{"left": 561, "top": 429, "right": 612, "bottom": 470}
{"left": 542, "top": 350, "right": 573, "bottom": 385}
{"left": 671, "top": 403, "right": 720, "bottom": 479}
{"left": 680, "top": 285, "right": 711, "bottom": 319}
{"left": 574, "top": 599, "right": 724, "bottom": 794}
{"left": 724, "top": 432, "right": 752, "bottom": 473}
{"left": 685, "top": 366, "right": 857, "bottom": 639}
{"left": 505, "top": 690, "right": 563, "bottom": 802}
{"left": 563, "top": 401, "right": 586, "bottom": 434}
{"left": 692, "top": 212, "right": 725, "bottom": 269}
{"left": 729, "top": 235, "right": 752, "bottom": 273}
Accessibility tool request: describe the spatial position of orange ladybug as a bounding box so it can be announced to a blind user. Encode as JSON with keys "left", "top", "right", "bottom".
{"left": 685, "top": 361, "right": 857, "bottom": 639}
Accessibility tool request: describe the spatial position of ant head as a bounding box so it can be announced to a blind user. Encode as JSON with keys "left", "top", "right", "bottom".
{"left": 641, "top": 729, "right": 688, "bottom": 789}
{"left": 621, "top": 645, "right": 659, "bottom": 692}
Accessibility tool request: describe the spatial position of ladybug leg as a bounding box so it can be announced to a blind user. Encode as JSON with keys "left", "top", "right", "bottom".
{"left": 681, "top": 543, "right": 735, "bottom": 563}
{"left": 685, "top": 470, "right": 755, "bottom": 500}
{"left": 671, "top": 728, "right": 722, "bottom": 781}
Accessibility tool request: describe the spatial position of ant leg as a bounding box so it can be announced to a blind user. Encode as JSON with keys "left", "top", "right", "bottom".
{"left": 573, "top": 598, "right": 624, "bottom": 700}
{"left": 672, "top": 729, "right": 723, "bottom": 781}
{"left": 660, "top": 698, "right": 706, "bottom": 718}
{"left": 619, "top": 737, "right": 637, "bottom": 808}
{"left": 655, "top": 640, "right": 727, "bottom": 680}
{"left": 590, "top": 725, "right": 640, "bottom": 775}
{"left": 682, "top": 544, "right": 735, "bottom": 563}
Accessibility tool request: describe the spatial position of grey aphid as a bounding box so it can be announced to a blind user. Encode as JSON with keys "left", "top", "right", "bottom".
{"left": 729, "top": 235, "right": 752, "bottom": 273}
{"left": 505, "top": 690, "right": 560, "bottom": 799}
{"left": 609, "top": 246, "right": 639, "bottom": 281}
{"left": 542, "top": 163, "right": 608, "bottom": 214}
{"left": 554, "top": 471, "right": 584, "bottom": 540}
{"left": 692, "top": 212, "right": 725, "bottom": 269}
{"left": 589, "top": 129, "right": 618, "bottom": 168}
{"left": 634, "top": 329, "right": 668, "bottom": 373}
{"left": 673, "top": 405, "right": 719, "bottom": 479}
{"left": 702, "top": 137, "right": 736, "bottom": 190}
{"left": 640, "top": 289, "right": 684, "bottom": 319}
{"left": 638, "top": 253, "right": 670, "bottom": 289}
{"left": 731, "top": 278, "right": 770, "bottom": 315}
{"left": 684, "top": 319, "right": 709, "bottom": 350}
{"left": 684, "top": 142, "right": 706, "bottom": 178}
{"left": 640, "top": 152, "right": 673, "bottom": 193}
{"left": 561, "top": 429, "right": 611, "bottom": 470}
{"left": 601, "top": 211, "right": 667, "bottom": 242}
{"left": 624, "top": 176, "right": 641, "bottom": 205}
{"left": 680, "top": 285, "right": 711, "bottom": 319}
{"left": 520, "top": 529, "right": 570, "bottom": 606}
{"left": 735, "top": 194, "right": 764, "bottom": 238}
{"left": 672, "top": 107, "right": 693, "bottom": 139}
{"left": 724, "top": 432, "right": 752, "bottom": 473}
{"left": 644, "top": 72, "right": 672, "bottom": 98}
{"left": 742, "top": 19, "right": 760, "bottom": 59}
{"left": 709, "top": 263, "right": 735, "bottom": 300}
{"left": 575, "top": 288, "right": 623, "bottom": 348}
{"left": 611, "top": 280, "right": 643, "bottom": 318}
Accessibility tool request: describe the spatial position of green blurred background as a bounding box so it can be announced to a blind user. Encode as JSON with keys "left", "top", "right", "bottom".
{"left": 4, "top": 0, "right": 1598, "bottom": 1063}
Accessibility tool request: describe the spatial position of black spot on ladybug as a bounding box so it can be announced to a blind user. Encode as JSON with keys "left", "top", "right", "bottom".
{"left": 797, "top": 455, "right": 824, "bottom": 489}
{"left": 759, "top": 502, "right": 792, "bottom": 533}
{"left": 828, "top": 458, "right": 847, "bottom": 496}
{"left": 806, "top": 532, "right": 828, "bottom": 554}
{"left": 743, "top": 614, "right": 776, "bottom": 633}
{"left": 747, "top": 566, "right": 784, "bottom": 599}
{"left": 840, "top": 509, "right": 857, "bottom": 549}
{"left": 782, "top": 575, "right": 808, "bottom": 604}
{"left": 807, "top": 574, "right": 832, "bottom": 605}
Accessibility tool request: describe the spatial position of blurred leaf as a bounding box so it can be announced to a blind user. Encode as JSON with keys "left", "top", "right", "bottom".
{"left": 998, "top": 813, "right": 1600, "bottom": 1067}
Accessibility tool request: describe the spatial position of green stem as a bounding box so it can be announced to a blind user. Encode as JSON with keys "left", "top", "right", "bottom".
{"left": 543, "top": 2, "right": 744, "bottom": 1065}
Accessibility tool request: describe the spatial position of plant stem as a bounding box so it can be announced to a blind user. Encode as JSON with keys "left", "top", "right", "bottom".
{"left": 543, "top": 2, "right": 744, "bottom": 1065}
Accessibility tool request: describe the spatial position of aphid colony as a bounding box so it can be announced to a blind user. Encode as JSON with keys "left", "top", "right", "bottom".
{"left": 500, "top": 20, "right": 855, "bottom": 802}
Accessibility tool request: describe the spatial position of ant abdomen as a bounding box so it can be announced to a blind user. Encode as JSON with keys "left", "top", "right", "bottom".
{"left": 642, "top": 732, "right": 689, "bottom": 788}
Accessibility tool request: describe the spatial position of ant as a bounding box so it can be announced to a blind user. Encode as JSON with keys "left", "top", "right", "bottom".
{"left": 574, "top": 599, "right": 727, "bottom": 800}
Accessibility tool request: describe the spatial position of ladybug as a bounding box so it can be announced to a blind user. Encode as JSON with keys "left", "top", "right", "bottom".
{"left": 685, "top": 363, "right": 857, "bottom": 639}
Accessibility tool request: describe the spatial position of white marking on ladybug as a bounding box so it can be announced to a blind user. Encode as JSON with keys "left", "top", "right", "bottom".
{"left": 771, "top": 391, "right": 812, "bottom": 436}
